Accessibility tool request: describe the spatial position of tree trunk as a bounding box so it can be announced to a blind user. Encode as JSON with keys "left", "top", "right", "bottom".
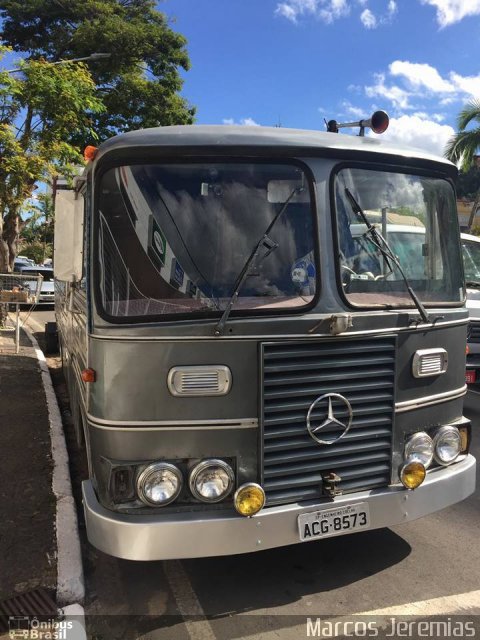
{"left": 0, "top": 211, "right": 8, "bottom": 273}
{"left": 3, "top": 210, "right": 20, "bottom": 272}
{"left": 467, "top": 188, "right": 480, "bottom": 232}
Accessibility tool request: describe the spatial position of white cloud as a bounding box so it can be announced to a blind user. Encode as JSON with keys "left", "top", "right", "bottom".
{"left": 377, "top": 114, "right": 454, "bottom": 156}
{"left": 389, "top": 60, "right": 455, "bottom": 93}
{"left": 322, "top": 0, "right": 350, "bottom": 22}
{"left": 341, "top": 101, "right": 366, "bottom": 118}
{"left": 275, "top": 0, "right": 397, "bottom": 27}
{"left": 365, "top": 60, "right": 480, "bottom": 113}
{"left": 413, "top": 111, "right": 445, "bottom": 122}
{"left": 388, "top": 0, "right": 397, "bottom": 15}
{"left": 275, "top": 2, "right": 299, "bottom": 21}
{"left": 449, "top": 72, "right": 480, "bottom": 98}
{"left": 222, "top": 117, "right": 260, "bottom": 126}
{"left": 420, "top": 0, "right": 480, "bottom": 27}
{"left": 275, "top": 0, "right": 349, "bottom": 24}
{"left": 365, "top": 73, "right": 412, "bottom": 110}
{"left": 360, "top": 8, "right": 377, "bottom": 28}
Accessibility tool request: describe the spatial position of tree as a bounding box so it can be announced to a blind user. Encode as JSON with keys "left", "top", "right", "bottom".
{"left": 445, "top": 100, "right": 480, "bottom": 170}
{"left": 0, "top": 48, "right": 105, "bottom": 272}
{"left": 456, "top": 166, "right": 480, "bottom": 200}
{"left": 445, "top": 100, "right": 480, "bottom": 230}
{"left": 0, "top": 0, "right": 196, "bottom": 145}
{"left": 20, "top": 193, "right": 54, "bottom": 263}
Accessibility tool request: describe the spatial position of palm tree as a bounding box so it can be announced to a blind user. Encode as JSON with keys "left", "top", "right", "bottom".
{"left": 445, "top": 100, "right": 480, "bottom": 168}
{"left": 445, "top": 100, "right": 480, "bottom": 230}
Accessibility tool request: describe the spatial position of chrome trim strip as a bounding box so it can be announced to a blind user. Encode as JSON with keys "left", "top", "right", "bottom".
{"left": 395, "top": 385, "right": 467, "bottom": 413}
{"left": 88, "top": 317, "right": 469, "bottom": 342}
{"left": 87, "top": 415, "right": 258, "bottom": 430}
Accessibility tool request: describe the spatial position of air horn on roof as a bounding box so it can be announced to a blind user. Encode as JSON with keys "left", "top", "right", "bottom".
{"left": 326, "top": 110, "right": 389, "bottom": 136}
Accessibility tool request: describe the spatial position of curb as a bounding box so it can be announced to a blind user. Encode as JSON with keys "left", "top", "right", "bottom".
{"left": 22, "top": 324, "right": 85, "bottom": 607}
{"left": 61, "top": 603, "right": 88, "bottom": 640}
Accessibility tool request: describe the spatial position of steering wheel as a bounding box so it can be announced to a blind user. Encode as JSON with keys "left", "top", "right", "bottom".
{"left": 341, "top": 264, "right": 356, "bottom": 287}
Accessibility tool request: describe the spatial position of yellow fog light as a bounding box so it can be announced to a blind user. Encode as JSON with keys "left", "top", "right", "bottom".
{"left": 400, "top": 459, "right": 426, "bottom": 490}
{"left": 234, "top": 483, "right": 265, "bottom": 517}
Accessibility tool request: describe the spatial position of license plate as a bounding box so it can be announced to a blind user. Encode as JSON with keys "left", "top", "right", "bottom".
{"left": 466, "top": 370, "right": 476, "bottom": 384}
{"left": 298, "top": 503, "right": 370, "bottom": 541}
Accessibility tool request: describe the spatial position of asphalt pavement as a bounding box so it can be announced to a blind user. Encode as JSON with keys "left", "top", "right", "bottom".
{"left": 23, "top": 309, "right": 480, "bottom": 640}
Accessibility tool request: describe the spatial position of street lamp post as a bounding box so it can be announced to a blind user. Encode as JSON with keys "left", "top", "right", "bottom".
{"left": 4, "top": 52, "right": 111, "bottom": 74}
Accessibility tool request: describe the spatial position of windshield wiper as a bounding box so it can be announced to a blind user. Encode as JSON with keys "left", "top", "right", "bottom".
{"left": 344, "top": 188, "right": 430, "bottom": 324}
{"left": 213, "top": 186, "right": 303, "bottom": 336}
{"left": 466, "top": 280, "right": 480, "bottom": 289}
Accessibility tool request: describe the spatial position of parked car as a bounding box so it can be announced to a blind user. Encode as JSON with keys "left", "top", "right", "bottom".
{"left": 13, "top": 257, "right": 35, "bottom": 271}
{"left": 462, "top": 233, "right": 480, "bottom": 385}
{"left": 17, "top": 265, "right": 55, "bottom": 305}
{"left": 16, "top": 255, "right": 35, "bottom": 265}
{"left": 350, "top": 224, "right": 480, "bottom": 386}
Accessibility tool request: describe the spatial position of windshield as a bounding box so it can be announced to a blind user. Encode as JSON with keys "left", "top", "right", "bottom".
{"left": 96, "top": 163, "right": 317, "bottom": 320}
{"left": 335, "top": 168, "right": 463, "bottom": 307}
{"left": 21, "top": 269, "right": 53, "bottom": 281}
{"left": 462, "top": 238, "right": 480, "bottom": 284}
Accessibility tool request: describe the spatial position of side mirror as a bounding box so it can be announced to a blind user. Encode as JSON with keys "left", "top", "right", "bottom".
{"left": 54, "top": 189, "right": 84, "bottom": 282}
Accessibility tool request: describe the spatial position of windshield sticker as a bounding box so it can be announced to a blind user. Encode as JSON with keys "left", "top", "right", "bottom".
{"left": 292, "top": 251, "right": 316, "bottom": 295}
{"left": 149, "top": 218, "right": 167, "bottom": 267}
{"left": 170, "top": 258, "right": 185, "bottom": 289}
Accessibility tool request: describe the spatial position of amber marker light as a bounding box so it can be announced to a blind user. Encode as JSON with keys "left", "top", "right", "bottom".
{"left": 400, "top": 459, "right": 426, "bottom": 490}
{"left": 84, "top": 145, "right": 98, "bottom": 162}
{"left": 234, "top": 483, "right": 266, "bottom": 517}
{"left": 81, "top": 368, "right": 96, "bottom": 383}
{"left": 458, "top": 426, "right": 470, "bottom": 453}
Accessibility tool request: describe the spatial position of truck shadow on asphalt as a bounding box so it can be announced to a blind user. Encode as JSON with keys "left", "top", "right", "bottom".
{"left": 121, "top": 526, "right": 410, "bottom": 615}
{"left": 182, "top": 527, "right": 411, "bottom": 614}
{"left": 100, "top": 528, "right": 411, "bottom": 639}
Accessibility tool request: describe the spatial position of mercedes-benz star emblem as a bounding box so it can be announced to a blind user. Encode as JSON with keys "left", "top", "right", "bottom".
{"left": 306, "top": 393, "right": 353, "bottom": 445}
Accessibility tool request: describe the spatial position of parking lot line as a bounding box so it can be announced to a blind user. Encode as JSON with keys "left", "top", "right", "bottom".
{"left": 223, "top": 590, "right": 480, "bottom": 640}
{"left": 163, "top": 560, "right": 217, "bottom": 640}
{"left": 354, "top": 588, "right": 480, "bottom": 616}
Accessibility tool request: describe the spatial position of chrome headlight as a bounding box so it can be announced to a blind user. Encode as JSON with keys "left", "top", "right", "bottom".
{"left": 404, "top": 431, "right": 434, "bottom": 468}
{"left": 189, "top": 459, "right": 235, "bottom": 503}
{"left": 137, "top": 462, "right": 183, "bottom": 506}
{"left": 433, "top": 426, "right": 461, "bottom": 465}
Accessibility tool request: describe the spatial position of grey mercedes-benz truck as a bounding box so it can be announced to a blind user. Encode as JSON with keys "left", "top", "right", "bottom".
{"left": 54, "top": 119, "right": 475, "bottom": 560}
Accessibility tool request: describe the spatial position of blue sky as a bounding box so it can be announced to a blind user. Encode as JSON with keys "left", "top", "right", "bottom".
{"left": 163, "top": 0, "right": 480, "bottom": 157}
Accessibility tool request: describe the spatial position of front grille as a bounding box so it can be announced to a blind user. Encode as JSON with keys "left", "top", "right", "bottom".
{"left": 469, "top": 320, "right": 480, "bottom": 343}
{"left": 261, "top": 336, "right": 396, "bottom": 506}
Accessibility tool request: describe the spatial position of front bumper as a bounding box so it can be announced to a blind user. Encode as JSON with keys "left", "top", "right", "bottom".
{"left": 83, "top": 454, "right": 476, "bottom": 561}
